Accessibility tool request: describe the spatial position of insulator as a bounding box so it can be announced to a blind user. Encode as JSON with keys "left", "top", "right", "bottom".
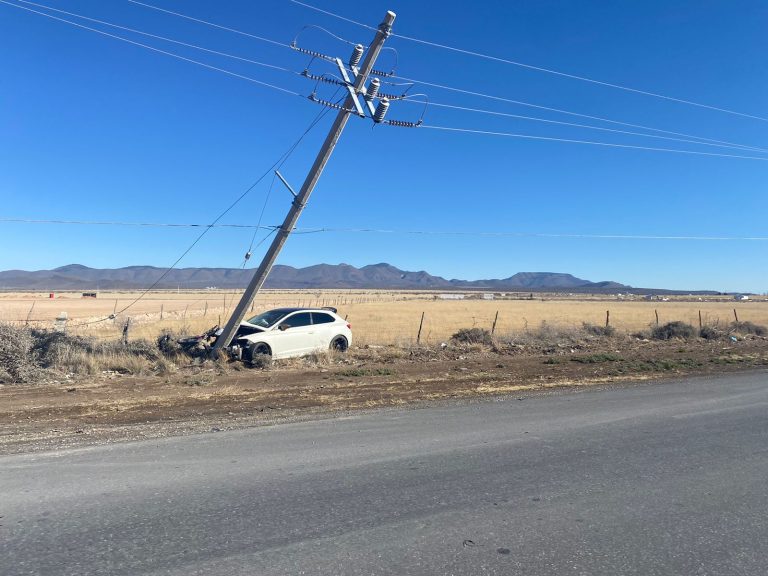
{"left": 373, "top": 97, "right": 390, "bottom": 123}
{"left": 378, "top": 90, "right": 406, "bottom": 100}
{"left": 365, "top": 78, "right": 380, "bottom": 101}
{"left": 291, "top": 44, "right": 335, "bottom": 62}
{"left": 244, "top": 251, "right": 252, "bottom": 261}
{"left": 385, "top": 119, "right": 423, "bottom": 128}
{"left": 371, "top": 68, "right": 394, "bottom": 77}
{"left": 349, "top": 44, "right": 364, "bottom": 68}
{"left": 307, "top": 94, "right": 358, "bottom": 114}
{"left": 302, "top": 70, "right": 347, "bottom": 87}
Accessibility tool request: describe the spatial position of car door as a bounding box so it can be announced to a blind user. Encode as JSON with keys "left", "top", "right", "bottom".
{"left": 275, "top": 312, "right": 315, "bottom": 357}
{"left": 310, "top": 312, "right": 337, "bottom": 350}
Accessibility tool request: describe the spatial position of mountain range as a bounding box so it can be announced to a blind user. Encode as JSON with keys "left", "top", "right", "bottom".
{"left": 0, "top": 263, "right": 715, "bottom": 294}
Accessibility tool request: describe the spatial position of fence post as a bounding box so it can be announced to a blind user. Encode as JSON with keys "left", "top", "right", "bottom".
{"left": 655, "top": 309, "right": 659, "bottom": 326}
{"left": 25, "top": 301, "right": 35, "bottom": 325}
{"left": 416, "top": 311, "right": 425, "bottom": 345}
{"left": 160, "top": 303, "right": 164, "bottom": 320}
{"left": 183, "top": 305, "right": 188, "bottom": 322}
{"left": 733, "top": 308, "right": 739, "bottom": 323}
{"left": 204, "top": 301, "right": 208, "bottom": 317}
{"left": 122, "top": 317, "right": 131, "bottom": 345}
{"left": 605, "top": 310, "right": 610, "bottom": 328}
{"left": 698, "top": 310, "right": 702, "bottom": 330}
{"left": 491, "top": 310, "right": 499, "bottom": 335}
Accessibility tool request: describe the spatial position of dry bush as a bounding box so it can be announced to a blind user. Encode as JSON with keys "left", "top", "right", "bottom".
{"left": 0, "top": 323, "right": 41, "bottom": 383}
{"left": 451, "top": 328, "right": 493, "bottom": 345}
{"left": 699, "top": 325, "right": 724, "bottom": 340}
{"left": 582, "top": 323, "right": 616, "bottom": 337}
{"left": 730, "top": 321, "right": 767, "bottom": 336}
{"left": 0, "top": 326, "right": 188, "bottom": 380}
{"left": 651, "top": 321, "right": 695, "bottom": 340}
{"left": 505, "top": 322, "right": 587, "bottom": 349}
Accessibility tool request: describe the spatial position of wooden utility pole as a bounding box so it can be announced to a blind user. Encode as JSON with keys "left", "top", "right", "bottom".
{"left": 213, "top": 10, "right": 397, "bottom": 354}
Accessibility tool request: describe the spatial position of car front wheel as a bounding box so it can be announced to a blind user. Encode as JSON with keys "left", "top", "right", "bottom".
{"left": 245, "top": 342, "right": 272, "bottom": 368}
{"left": 330, "top": 335, "right": 348, "bottom": 352}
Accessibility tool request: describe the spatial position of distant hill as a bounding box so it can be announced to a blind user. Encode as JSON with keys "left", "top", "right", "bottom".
{"left": 0, "top": 263, "right": 716, "bottom": 294}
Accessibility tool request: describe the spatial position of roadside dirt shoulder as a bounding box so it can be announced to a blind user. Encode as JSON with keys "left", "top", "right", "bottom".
{"left": 1, "top": 337, "right": 767, "bottom": 455}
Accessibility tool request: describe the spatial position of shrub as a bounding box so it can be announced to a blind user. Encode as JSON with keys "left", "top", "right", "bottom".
{"left": 451, "top": 328, "right": 493, "bottom": 345}
{"left": 0, "top": 323, "right": 40, "bottom": 383}
{"left": 582, "top": 323, "right": 616, "bottom": 337}
{"left": 699, "top": 325, "right": 724, "bottom": 340}
{"left": 651, "top": 321, "right": 695, "bottom": 340}
{"left": 730, "top": 321, "right": 767, "bottom": 336}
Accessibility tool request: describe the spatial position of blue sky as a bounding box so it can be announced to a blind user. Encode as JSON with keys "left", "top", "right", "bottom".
{"left": 1, "top": 0, "right": 766, "bottom": 292}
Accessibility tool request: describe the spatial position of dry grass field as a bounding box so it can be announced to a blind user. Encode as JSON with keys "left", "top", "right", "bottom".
{"left": 2, "top": 289, "right": 767, "bottom": 345}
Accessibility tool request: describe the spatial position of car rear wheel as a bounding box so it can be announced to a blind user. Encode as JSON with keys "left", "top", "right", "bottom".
{"left": 245, "top": 342, "right": 272, "bottom": 368}
{"left": 330, "top": 335, "right": 348, "bottom": 353}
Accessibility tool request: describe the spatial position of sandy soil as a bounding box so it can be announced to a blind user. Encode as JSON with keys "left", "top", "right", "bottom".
{"left": 2, "top": 335, "right": 767, "bottom": 455}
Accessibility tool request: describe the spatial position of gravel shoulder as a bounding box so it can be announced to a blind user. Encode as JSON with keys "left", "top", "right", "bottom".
{"left": 2, "top": 336, "right": 767, "bottom": 455}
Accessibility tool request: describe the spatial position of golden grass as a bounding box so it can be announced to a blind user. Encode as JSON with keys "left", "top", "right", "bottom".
{"left": 2, "top": 289, "right": 767, "bottom": 346}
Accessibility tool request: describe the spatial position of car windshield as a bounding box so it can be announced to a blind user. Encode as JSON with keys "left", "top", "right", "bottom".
{"left": 245, "top": 309, "right": 290, "bottom": 328}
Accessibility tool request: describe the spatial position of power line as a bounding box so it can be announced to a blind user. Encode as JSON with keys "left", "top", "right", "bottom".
{"left": 0, "top": 0, "right": 302, "bottom": 97}
{"left": 13, "top": 0, "right": 299, "bottom": 76}
{"left": 127, "top": 0, "right": 290, "bottom": 50}
{"left": 297, "top": 227, "right": 768, "bottom": 242}
{"left": 0, "top": 218, "right": 278, "bottom": 229}
{"left": 5, "top": 218, "right": 768, "bottom": 242}
{"left": 122, "top": 0, "right": 767, "bottom": 154}
{"left": 419, "top": 124, "right": 768, "bottom": 161}
{"left": 394, "top": 74, "right": 768, "bottom": 153}
{"left": 62, "top": 101, "right": 335, "bottom": 326}
{"left": 290, "top": 0, "right": 768, "bottom": 123}
{"left": 408, "top": 99, "right": 768, "bottom": 154}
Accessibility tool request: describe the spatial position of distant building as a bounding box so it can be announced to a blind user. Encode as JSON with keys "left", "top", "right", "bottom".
{"left": 482, "top": 293, "right": 494, "bottom": 300}
{"left": 734, "top": 294, "right": 750, "bottom": 301}
{"left": 439, "top": 293, "right": 465, "bottom": 300}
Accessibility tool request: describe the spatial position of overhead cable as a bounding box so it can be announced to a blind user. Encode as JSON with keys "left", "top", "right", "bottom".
{"left": 127, "top": 0, "right": 289, "bottom": 49}
{"left": 59, "top": 100, "right": 334, "bottom": 325}
{"left": 394, "top": 75, "right": 768, "bottom": 153}
{"left": 0, "top": 218, "right": 278, "bottom": 229}
{"left": 0, "top": 0, "right": 302, "bottom": 96}
{"left": 409, "top": 99, "right": 768, "bottom": 154}
{"left": 289, "top": 0, "right": 768, "bottom": 123}
{"left": 13, "top": 0, "right": 299, "bottom": 76}
{"left": 8, "top": 219, "right": 768, "bottom": 242}
{"left": 123, "top": 0, "right": 766, "bottom": 153}
{"left": 296, "top": 227, "right": 768, "bottom": 242}
{"left": 420, "top": 124, "right": 768, "bottom": 161}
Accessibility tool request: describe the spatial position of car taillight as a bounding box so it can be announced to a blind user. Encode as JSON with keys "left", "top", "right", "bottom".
{"left": 347, "top": 323, "right": 351, "bottom": 329}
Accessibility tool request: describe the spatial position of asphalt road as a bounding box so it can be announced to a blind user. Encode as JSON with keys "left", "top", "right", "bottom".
{"left": 3, "top": 372, "right": 768, "bottom": 576}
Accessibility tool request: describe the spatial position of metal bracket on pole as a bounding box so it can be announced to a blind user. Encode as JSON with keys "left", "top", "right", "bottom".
{"left": 335, "top": 58, "right": 365, "bottom": 118}
{"left": 275, "top": 170, "right": 297, "bottom": 198}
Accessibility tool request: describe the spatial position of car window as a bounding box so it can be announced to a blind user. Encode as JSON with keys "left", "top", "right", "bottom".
{"left": 246, "top": 309, "right": 289, "bottom": 328}
{"left": 312, "top": 313, "right": 335, "bottom": 325}
{"left": 282, "top": 312, "right": 312, "bottom": 328}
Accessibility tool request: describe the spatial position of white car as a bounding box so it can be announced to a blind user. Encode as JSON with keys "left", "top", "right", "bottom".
{"left": 230, "top": 307, "right": 352, "bottom": 363}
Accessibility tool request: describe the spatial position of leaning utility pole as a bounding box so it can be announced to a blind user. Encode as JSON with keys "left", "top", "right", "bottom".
{"left": 213, "top": 10, "right": 397, "bottom": 354}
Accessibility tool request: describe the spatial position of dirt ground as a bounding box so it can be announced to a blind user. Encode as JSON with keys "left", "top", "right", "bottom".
{"left": 2, "top": 335, "right": 767, "bottom": 455}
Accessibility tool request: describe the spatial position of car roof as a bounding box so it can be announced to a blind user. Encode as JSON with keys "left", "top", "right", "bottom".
{"left": 261, "top": 307, "right": 338, "bottom": 314}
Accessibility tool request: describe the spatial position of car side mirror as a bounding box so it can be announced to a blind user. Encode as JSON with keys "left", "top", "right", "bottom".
{"left": 278, "top": 324, "right": 290, "bottom": 331}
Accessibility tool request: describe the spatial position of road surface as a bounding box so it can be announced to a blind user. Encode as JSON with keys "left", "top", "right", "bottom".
{"left": 3, "top": 372, "right": 768, "bottom": 575}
